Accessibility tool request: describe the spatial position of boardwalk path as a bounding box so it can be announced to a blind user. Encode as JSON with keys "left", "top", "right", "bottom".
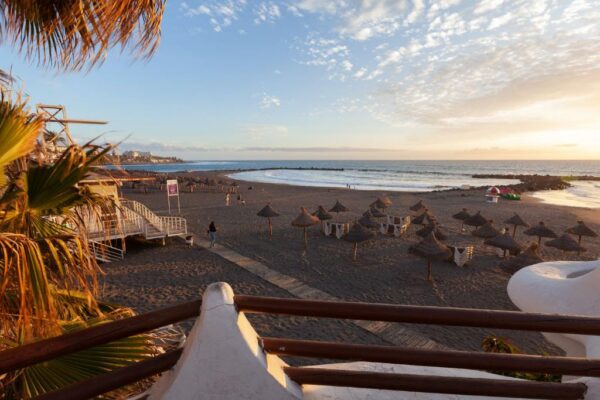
{"left": 196, "top": 238, "right": 447, "bottom": 350}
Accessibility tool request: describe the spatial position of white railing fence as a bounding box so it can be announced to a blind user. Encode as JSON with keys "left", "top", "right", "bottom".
{"left": 89, "top": 240, "right": 124, "bottom": 262}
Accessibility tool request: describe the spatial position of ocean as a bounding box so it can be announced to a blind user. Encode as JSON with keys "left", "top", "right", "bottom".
{"left": 118, "top": 160, "right": 600, "bottom": 208}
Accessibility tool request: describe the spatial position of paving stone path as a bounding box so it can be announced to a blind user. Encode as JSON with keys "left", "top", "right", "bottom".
{"left": 196, "top": 238, "right": 447, "bottom": 350}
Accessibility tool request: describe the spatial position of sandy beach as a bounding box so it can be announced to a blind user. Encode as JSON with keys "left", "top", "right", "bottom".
{"left": 100, "top": 173, "right": 600, "bottom": 360}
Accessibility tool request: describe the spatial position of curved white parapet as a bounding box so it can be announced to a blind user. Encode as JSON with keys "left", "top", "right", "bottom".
{"left": 507, "top": 260, "right": 600, "bottom": 399}
{"left": 148, "top": 282, "right": 302, "bottom": 400}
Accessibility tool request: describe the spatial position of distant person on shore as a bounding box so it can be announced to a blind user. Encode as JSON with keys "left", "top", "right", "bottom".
{"left": 225, "top": 193, "right": 230, "bottom": 206}
{"left": 207, "top": 221, "right": 217, "bottom": 248}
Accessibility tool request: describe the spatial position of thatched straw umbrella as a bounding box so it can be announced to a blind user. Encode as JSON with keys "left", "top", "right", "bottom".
{"left": 366, "top": 207, "right": 386, "bottom": 218}
{"left": 329, "top": 200, "right": 349, "bottom": 216}
{"left": 412, "top": 232, "right": 452, "bottom": 282}
{"left": 523, "top": 222, "right": 557, "bottom": 245}
{"left": 452, "top": 208, "right": 470, "bottom": 231}
{"left": 257, "top": 204, "right": 280, "bottom": 239}
{"left": 545, "top": 233, "right": 586, "bottom": 254}
{"left": 412, "top": 209, "right": 433, "bottom": 225}
{"left": 500, "top": 243, "right": 544, "bottom": 274}
{"left": 207, "top": 178, "right": 217, "bottom": 186}
{"left": 464, "top": 211, "right": 487, "bottom": 230}
{"left": 313, "top": 205, "right": 333, "bottom": 222}
{"left": 344, "top": 223, "right": 375, "bottom": 260}
{"left": 291, "top": 207, "right": 320, "bottom": 250}
{"left": 504, "top": 213, "right": 529, "bottom": 238}
{"left": 358, "top": 213, "right": 380, "bottom": 230}
{"left": 473, "top": 220, "right": 501, "bottom": 239}
{"left": 410, "top": 200, "right": 426, "bottom": 212}
{"left": 567, "top": 220, "right": 598, "bottom": 245}
{"left": 416, "top": 222, "right": 448, "bottom": 241}
{"left": 485, "top": 230, "right": 523, "bottom": 258}
{"left": 371, "top": 195, "right": 392, "bottom": 211}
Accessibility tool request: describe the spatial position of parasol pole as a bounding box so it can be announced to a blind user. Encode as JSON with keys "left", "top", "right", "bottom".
{"left": 268, "top": 217, "right": 272, "bottom": 239}
{"left": 303, "top": 228, "right": 308, "bottom": 250}
{"left": 427, "top": 260, "right": 433, "bottom": 282}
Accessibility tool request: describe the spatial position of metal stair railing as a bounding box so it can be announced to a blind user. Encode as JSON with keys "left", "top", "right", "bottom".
{"left": 89, "top": 240, "right": 124, "bottom": 262}
{"left": 121, "top": 198, "right": 187, "bottom": 238}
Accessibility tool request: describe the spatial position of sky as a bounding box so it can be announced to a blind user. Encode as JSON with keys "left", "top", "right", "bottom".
{"left": 1, "top": 0, "right": 599, "bottom": 160}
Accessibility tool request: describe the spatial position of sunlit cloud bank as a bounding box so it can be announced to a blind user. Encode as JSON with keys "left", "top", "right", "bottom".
{"left": 175, "top": 1, "right": 600, "bottom": 159}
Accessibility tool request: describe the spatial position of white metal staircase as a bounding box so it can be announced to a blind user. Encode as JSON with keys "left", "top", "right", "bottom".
{"left": 86, "top": 198, "right": 187, "bottom": 242}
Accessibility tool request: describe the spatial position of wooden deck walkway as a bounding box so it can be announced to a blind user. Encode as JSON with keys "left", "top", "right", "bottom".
{"left": 195, "top": 238, "right": 447, "bottom": 350}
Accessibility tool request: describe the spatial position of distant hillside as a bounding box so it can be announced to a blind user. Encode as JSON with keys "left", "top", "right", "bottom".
{"left": 103, "top": 151, "right": 184, "bottom": 165}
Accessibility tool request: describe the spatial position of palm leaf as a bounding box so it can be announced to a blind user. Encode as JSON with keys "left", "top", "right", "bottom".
{"left": 6, "top": 308, "right": 158, "bottom": 399}
{"left": 0, "top": 95, "right": 43, "bottom": 188}
{"left": 0, "top": 0, "right": 166, "bottom": 71}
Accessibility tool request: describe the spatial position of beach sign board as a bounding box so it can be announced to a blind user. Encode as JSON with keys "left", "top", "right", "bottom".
{"left": 166, "top": 179, "right": 180, "bottom": 214}
{"left": 167, "top": 179, "right": 179, "bottom": 196}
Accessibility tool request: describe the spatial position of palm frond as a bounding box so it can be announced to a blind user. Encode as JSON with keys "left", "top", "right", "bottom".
{"left": 0, "top": 0, "right": 166, "bottom": 71}
{"left": 0, "top": 94, "right": 43, "bottom": 188}
{"left": 4, "top": 307, "right": 159, "bottom": 399}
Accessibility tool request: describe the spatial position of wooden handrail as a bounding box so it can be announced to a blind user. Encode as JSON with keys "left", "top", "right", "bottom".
{"left": 263, "top": 337, "right": 600, "bottom": 377}
{"left": 0, "top": 300, "right": 201, "bottom": 374}
{"left": 235, "top": 295, "right": 600, "bottom": 334}
{"left": 35, "top": 349, "right": 182, "bottom": 400}
{"left": 283, "top": 367, "right": 587, "bottom": 399}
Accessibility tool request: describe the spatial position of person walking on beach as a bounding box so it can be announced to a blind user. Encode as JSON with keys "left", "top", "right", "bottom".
{"left": 225, "top": 192, "right": 230, "bottom": 206}
{"left": 207, "top": 221, "right": 217, "bottom": 248}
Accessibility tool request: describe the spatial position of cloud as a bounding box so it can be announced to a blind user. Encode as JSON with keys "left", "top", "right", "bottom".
{"left": 259, "top": 93, "right": 281, "bottom": 109}
{"left": 240, "top": 146, "right": 399, "bottom": 152}
{"left": 254, "top": 2, "right": 281, "bottom": 24}
{"left": 243, "top": 124, "right": 288, "bottom": 140}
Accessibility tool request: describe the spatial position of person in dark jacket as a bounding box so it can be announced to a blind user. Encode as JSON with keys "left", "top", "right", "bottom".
{"left": 207, "top": 221, "right": 217, "bottom": 248}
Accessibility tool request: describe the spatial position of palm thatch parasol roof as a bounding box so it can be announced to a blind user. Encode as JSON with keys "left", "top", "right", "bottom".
{"left": 371, "top": 195, "right": 392, "bottom": 210}
{"left": 413, "top": 232, "right": 452, "bottom": 260}
{"left": 485, "top": 231, "right": 523, "bottom": 257}
{"left": 500, "top": 243, "right": 544, "bottom": 274}
{"left": 329, "top": 200, "right": 349, "bottom": 213}
{"left": 412, "top": 209, "right": 432, "bottom": 225}
{"left": 358, "top": 214, "right": 380, "bottom": 229}
{"left": 410, "top": 200, "right": 426, "bottom": 212}
{"left": 230, "top": 181, "right": 239, "bottom": 187}
{"left": 545, "top": 233, "right": 586, "bottom": 253}
{"left": 207, "top": 178, "right": 218, "bottom": 186}
{"left": 473, "top": 220, "right": 501, "bottom": 239}
{"left": 504, "top": 213, "right": 529, "bottom": 238}
{"left": 416, "top": 222, "right": 448, "bottom": 241}
{"left": 567, "top": 220, "right": 598, "bottom": 244}
{"left": 411, "top": 232, "right": 452, "bottom": 281}
{"left": 291, "top": 207, "right": 320, "bottom": 250}
{"left": 313, "top": 205, "right": 333, "bottom": 221}
{"left": 452, "top": 208, "right": 470, "bottom": 221}
{"left": 464, "top": 211, "right": 488, "bottom": 228}
{"left": 344, "top": 223, "right": 375, "bottom": 243}
{"left": 367, "top": 207, "right": 386, "bottom": 218}
{"left": 523, "top": 222, "right": 557, "bottom": 244}
{"left": 505, "top": 213, "right": 529, "bottom": 228}
{"left": 344, "top": 222, "right": 375, "bottom": 260}
{"left": 291, "top": 207, "right": 320, "bottom": 227}
{"left": 257, "top": 204, "right": 280, "bottom": 218}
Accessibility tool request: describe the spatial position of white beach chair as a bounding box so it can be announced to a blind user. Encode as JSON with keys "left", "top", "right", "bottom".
{"left": 453, "top": 246, "right": 474, "bottom": 267}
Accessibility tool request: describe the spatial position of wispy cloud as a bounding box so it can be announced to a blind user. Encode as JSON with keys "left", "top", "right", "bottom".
{"left": 259, "top": 93, "right": 281, "bottom": 109}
